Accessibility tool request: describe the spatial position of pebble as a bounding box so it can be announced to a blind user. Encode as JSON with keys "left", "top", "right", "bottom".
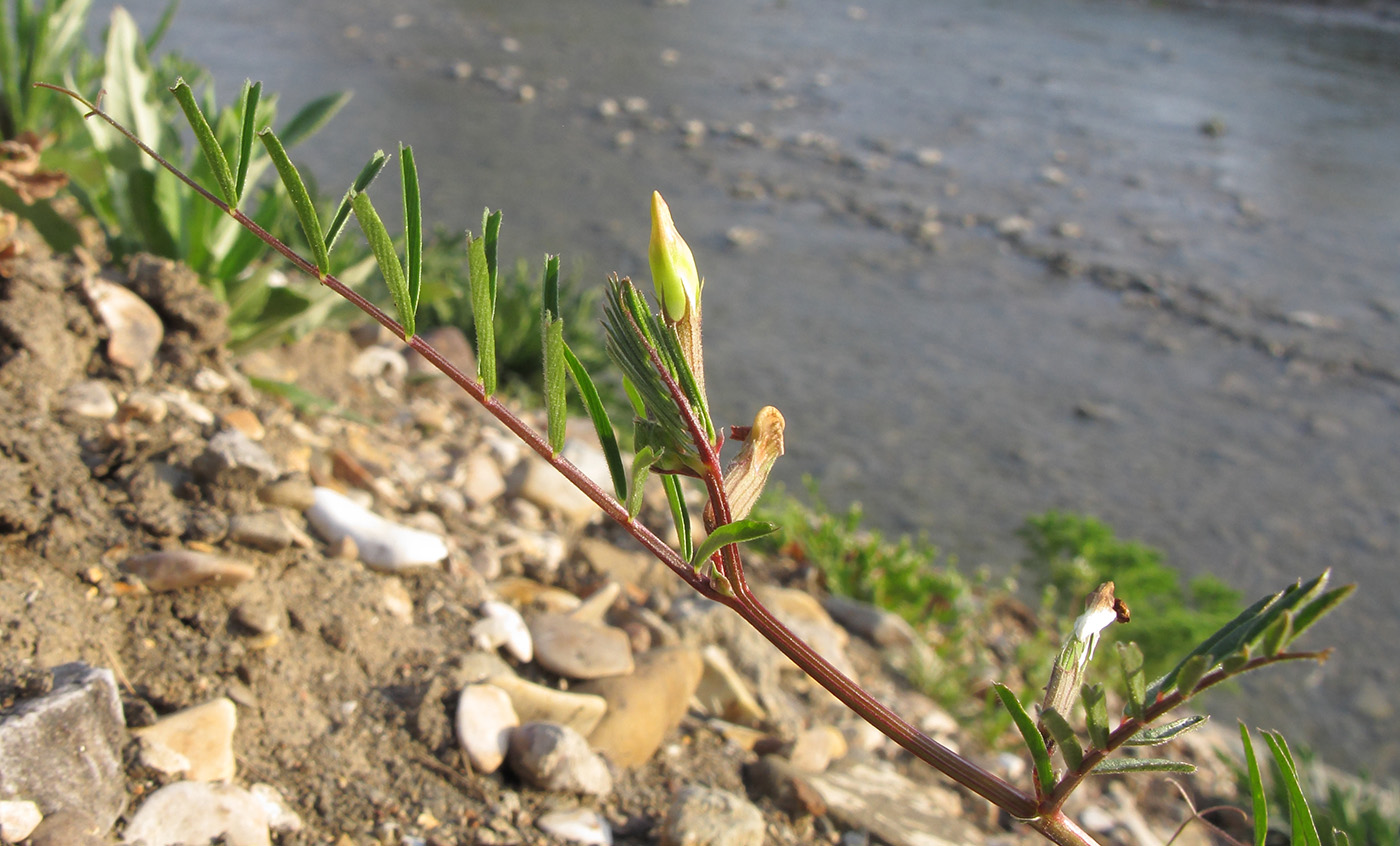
{"left": 193, "top": 429, "right": 280, "bottom": 489}
{"left": 695, "top": 645, "right": 766, "bottom": 726}
{"left": 191, "top": 367, "right": 230, "bottom": 393}
{"left": 221, "top": 407, "right": 265, "bottom": 440}
{"left": 995, "top": 215, "right": 1034, "bottom": 237}
{"left": 804, "top": 759, "right": 977, "bottom": 846}
{"left": 596, "top": 98, "right": 620, "bottom": 118}
{"left": 489, "top": 675, "right": 608, "bottom": 737}
{"left": 529, "top": 613, "right": 634, "bottom": 680}
{"left": 913, "top": 147, "right": 944, "bottom": 167}
{"left": 569, "top": 581, "right": 621, "bottom": 624}
{"left": 788, "top": 725, "right": 848, "bottom": 773}
{"left": 122, "top": 549, "right": 255, "bottom": 591}
{"left": 58, "top": 380, "right": 117, "bottom": 419}
{"left": 537, "top": 808, "right": 612, "bottom": 845}
{"left": 305, "top": 486, "right": 448, "bottom": 571}
{"left": 0, "top": 800, "right": 42, "bottom": 844}
{"left": 822, "top": 595, "right": 916, "bottom": 647}
{"left": 122, "top": 781, "right": 274, "bottom": 846}
{"left": 0, "top": 664, "right": 126, "bottom": 837}
{"left": 131, "top": 697, "right": 238, "bottom": 781}
{"left": 118, "top": 390, "right": 168, "bottom": 423}
{"left": 661, "top": 786, "right": 766, "bottom": 846}
{"left": 490, "top": 576, "right": 582, "bottom": 613}
{"left": 227, "top": 510, "right": 293, "bottom": 552}
{"left": 257, "top": 474, "right": 317, "bottom": 511}
{"left": 507, "top": 722, "right": 613, "bottom": 796}
{"left": 84, "top": 275, "right": 163, "bottom": 380}
{"left": 578, "top": 647, "right": 703, "bottom": 767}
{"left": 471, "top": 601, "right": 534, "bottom": 663}
{"left": 456, "top": 683, "right": 519, "bottom": 774}
{"left": 459, "top": 450, "right": 506, "bottom": 506}
{"left": 378, "top": 577, "right": 415, "bottom": 623}
{"left": 755, "top": 585, "right": 857, "bottom": 680}
{"left": 516, "top": 455, "right": 599, "bottom": 526}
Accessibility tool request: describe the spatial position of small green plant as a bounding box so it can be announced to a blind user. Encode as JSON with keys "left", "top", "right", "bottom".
{"left": 1022, "top": 510, "right": 1242, "bottom": 677}
{"left": 44, "top": 75, "right": 1357, "bottom": 846}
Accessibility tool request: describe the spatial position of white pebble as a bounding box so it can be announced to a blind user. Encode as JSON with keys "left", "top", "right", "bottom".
{"left": 0, "top": 800, "right": 42, "bottom": 844}
{"left": 472, "top": 600, "right": 533, "bottom": 663}
{"left": 537, "top": 808, "right": 612, "bottom": 845}
{"left": 306, "top": 487, "right": 448, "bottom": 571}
{"left": 456, "top": 683, "right": 519, "bottom": 774}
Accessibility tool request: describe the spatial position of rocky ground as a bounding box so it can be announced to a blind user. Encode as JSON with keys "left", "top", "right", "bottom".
{"left": 0, "top": 231, "right": 1263, "bottom": 846}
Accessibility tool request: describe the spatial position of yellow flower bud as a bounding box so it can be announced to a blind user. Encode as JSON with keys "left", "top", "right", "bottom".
{"left": 649, "top": 190, "right": 700, "bottom": 324}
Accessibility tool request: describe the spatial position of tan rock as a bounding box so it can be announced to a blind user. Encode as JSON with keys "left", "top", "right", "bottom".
{"left": 529, "top": 613, "right": 634, "bottom": 680}
{"left": 131, "top": 698, "right": 237, "bottom": 781}
{"left": 578, "top": 646, "right": 703, "bottom": 767}
{"left": 694, "top": 645, "right": 766, "bottom": 727}
{"left": 122, "top": 550, "right": 255, "bottom": 592}
{"left": 489, "top": 675, "right": 607, "bottom": 737}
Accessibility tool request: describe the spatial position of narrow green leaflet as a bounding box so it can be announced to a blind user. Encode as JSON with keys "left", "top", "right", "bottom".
{"left": 1289, "top": 585, "right": 1354, "bottom": 645}
{"left": 1173, "top": 653, "right": 1212, "bottom": 698}
{"left": 1263, "top": 731, "right": 1321, "bottom": 846}
{"left": 326, "top": 150, "right": 389, "bottom": 251}
{"left": 626, "top": 446, "right": 657, "bottom": 519}
{"left": 466, "top": 228, "right": 496, "bottom": 395}
{"left": 993, "top": 683, "right": 1054, "bottom": 792}
{"left": 542, "top": 253, "right": 561, "bottom": 317}
{"left": 1090, "top": 758, "right": 1195, "bottom": 775}
{"left": 1124, "top": 715, "right": 1207, "bottom": 746}
{"left": 1040, "top": 708, "right": 1083, "bottom": 771}
{"left": 351, "top": 192, "right": 412, "bottom": 338}
{"left": 235, "top": 80, "right": 262, "bottom": 202}
{"left": 400, "top": 144, "right": 422, "bottom": 323}
{"left": 1118, "top": 642, "right": 1147, "bottom": 721}
{"left": 1240, "top": 724, "right": 1269, "bottom": 846}
{"left": 690, "top": 520, "right": 780, "bottom": 570}
{"left": 277, "top": 89, "right": 354, "bottom": 149}
{"left": 544, "top": 318, "right": 567, "bottom": 454}
{"left": 483, "top": 209, "right": 502, "bottom": 302}
{"left": 170, "top": 78, "right": 237, "bottom": 206}
{"left": 563, "top": 344, "right": 626, "bottom": 500}
{"left": 663, "top": 474, "right": 692, "bottom": 562}
{"left": 1082, "top": 683, "right": 1110, "bottom": 750}
{"left": 1259, "top": 612, "right": 1293, "bottom": 657}
{"left": 259, "top": 128, "right": 329, "bottom": 275}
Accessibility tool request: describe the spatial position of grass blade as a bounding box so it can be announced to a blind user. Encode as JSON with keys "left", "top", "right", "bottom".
{"left": 259, "top": 128, "right": 328, "bottom": 275}
{"left": 563, "top": 343, "right": 626, "bottom": 500}
{"left": 400, "top": 144, "right": 422, "bottom": 318}
{"left": 326, "top": 150, "right": 389, "bottom": 251}
{"left": 1041, "top": 708, "right": 1084, "bottom": 771}
{"left": 1082, "top": 683, "right": 1109, "bottom": 750}
{"left": 663, "top": 474, "right": 692, "bottom": 562}
{"left": 1263, "top": 731, "right": 1321, "bottom": 846}
{"left": 170, "top": 77, "right": 237, "bottom": 206}
{"left": 234, "top": 79, "right": 261, "bottom": 202}
{"left": 690, "top": 519, "right": 780, "bottom": 570}
{"left": 993, "top": 683, "right": 1055, "bottom": 792}
{"left": 351, "top": 191, "right": 412, "bottom": 338}
{"left": 1240, "top": 724, "right": 1269, "bottom": 846}
{"left": 467, "top": 228, "right": 496, "bottom": 394}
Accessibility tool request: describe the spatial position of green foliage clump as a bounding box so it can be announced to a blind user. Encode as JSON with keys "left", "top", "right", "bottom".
{"left": 1020, "top": 510, "right": 1242, "bottom": 678}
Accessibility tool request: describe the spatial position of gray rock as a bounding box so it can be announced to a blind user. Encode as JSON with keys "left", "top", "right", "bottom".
{"left": 0, "top": 663, "right": 126, "bottom": 836}
{"left": 507, "top": 722, "right": 613, "bottom": 796}
{"left": 660, "top": 786, "right": 765, "bottom": 846}
{"left": 122, "top": 781, "right": 272, "bottom": 846}
{"left": 804, "top": 758, "right": 980, "bottom": 846}
{"left": 193, "top": 429, "right": 279, "bottom": 489}
{"left": 58, "top": 380, "right": 117, "bottom": 419}
{"left": 529, "top": 613, "right": 634, "bottom": 680}
{"left": 226, "top": 510, "right": 293, "bottom": 552}
{"left": 822, "top": 595, "right": 916, "bottom": 647}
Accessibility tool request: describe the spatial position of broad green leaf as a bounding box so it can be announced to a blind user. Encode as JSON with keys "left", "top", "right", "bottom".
{"left": 234, "top": 79, "right": 261, "bottom": 202}
{"left": 1040, "top": 708, "right": 1083, "bottom": 771}
{"left": 563, "top": 343, "right": 626, "bottom": 500}
{"left": 1174, "top": 654, "right": 1212, "bottom": 698}
{"left": 278, "top": 89, "right": 353, "bottom": 149}
{"left": 1090, "top": 757, "right": 1195, "bottom": 775}
{"left": 259, "top": 128, "right": 328, "bottom": 275}
{"left": 544, "top": 318, "right": 566, "bottom": 454}
{"left": 663, "top": 474, "right": 692, "bottom": 562}
{"left": 326, "top": 150, "right": 389, "bottom": 250}
{"left": 691, "top": 520, "right": 780, "bottom": 570}
{"left": 466, "top": 229, "right": 495, "bottom": 394}
{"left": 1082, "top": 683, "right": 1109, "bottom": 750}
{"left": 1124, "top": 715, "right": 1207, "bottom": 746}
{"left": 626, "top": 446, "right": 657, "bottom": 519}
{"left": 351, "top": 191, "right": 412, "bottom": 338}
{"left": 993, "top": 683, "right": 1054, "bottom": 791}
{"left": 1118, "top": 642, "right": 1147, "bottom": 721}
{"left": 400, "top": 144, "right": 422, "bottom": 319}
{"left": 170, "top": 78, "right": 236, "bottom": 206}
{"left": 1263, "top": 731, "right": 1321, "bottom": 846}
{"left": 1241, "top": 724, "right": 1269, "bottom": 846}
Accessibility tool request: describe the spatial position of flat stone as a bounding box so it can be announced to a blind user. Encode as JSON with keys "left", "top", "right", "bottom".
{"left": 788, "top": 725, "right": 848, "bottom": 773}
{"left": 489, "top": 675, "right": 607, "bottom": 737}
{"left": 58, "top": 380, "right": 117, "bottom": 419}
{"left": 529, "top": 613, "right": 634, "bottom": 680}
{"left": 804, "top": 758, "right": 980, "bottom": 846}
{"left": 660, "top": 786, "right": 765, "bottom": 846}
{"left": 131, "top": 698, "right": 237, "bottom": 781}
{"left": 514, "top": 439, "right": 610, "bottom": 525}
{"left": 121, "top": 549, "right": 255, "bottom": 592}
{"left": 306, "top": 486, "right": 448, "bottom": 571}
{"left": 822, "top": 595, "right": 916, "bottom": 647}
{"left": 694, "top": 645, "right": 766, "bottom": 727}
{"left": 578, "top": 647, "right": 703, "bottom": 767}
{"left": 507, "top": 722, "right": 613, "bottom": 796}
{"left": 122, "top": 781, "right": 272, "bottom": 846}
{"left": 575, "top": 537, "right": 674, "bottom": 597}
{"left": 755, "top": 584, "right": 857, "bottom": 680}
{"left": 257, "top": 475, "right": 317, "bottom": 511}
{"left": 84, "top": 275, "right": 162, "bottom": 380}
{"left": 0, "top": 800, "right": 42, "bottom": 844}
{"left": 455, "top": 683, "right": 518, "bottom": 774}
{"left": 0, "top": 663, "right": 126, "bottom": 835}
{"left": 193, "top": 429, "right": 280, "bottom": 490}
{"left": 226, "top": 510, "right": 293, "bottom": 552}
{"left": 490, "top": 576, "right": 581, "bottom": 613}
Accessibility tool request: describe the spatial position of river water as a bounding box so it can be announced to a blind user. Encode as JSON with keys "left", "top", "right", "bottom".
{"left": 100, "top": 0, "right": 1400, "bottom": 781}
